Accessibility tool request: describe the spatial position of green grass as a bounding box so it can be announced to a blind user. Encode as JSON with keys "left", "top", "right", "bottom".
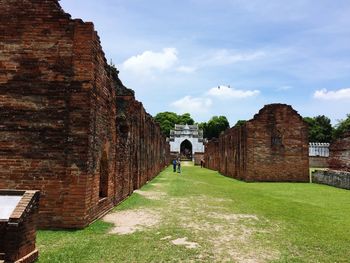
{"left": 37, "top": 163, "right": 350, "bottom": 262}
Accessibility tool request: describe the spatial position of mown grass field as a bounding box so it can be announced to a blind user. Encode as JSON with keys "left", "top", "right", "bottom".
{"left": 37, "top": 163, "right": 350, "bottom": 262}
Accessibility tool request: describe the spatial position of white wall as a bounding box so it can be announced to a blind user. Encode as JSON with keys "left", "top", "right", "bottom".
{"left": 170, "top": 136, "right": 204, "bottom": 154}
{"left": 309, "top": 143, "right": 330, "bottom": 157}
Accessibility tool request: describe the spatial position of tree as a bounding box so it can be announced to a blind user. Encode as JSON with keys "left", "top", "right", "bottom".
{"left": 333, "top": 114, "right": 350, "bottom": 139}
{"left": 200, "top": 116, "right": 230, "bottom": 139}
{"left": 303, "top": 115, "right": 333, "bottom": 143}
{"left": 178, "top": 113, "right": 194, "bottom": 125}
{"left": 154, "top": 112, "right": 194, "bottom": 136}
{"left": 234, "top": 120, "right": 246, "bottom": 127}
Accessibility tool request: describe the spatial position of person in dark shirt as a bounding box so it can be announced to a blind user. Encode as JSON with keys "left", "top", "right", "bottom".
{"left": 172, "top": 159, "right": 177, "bottom": 172}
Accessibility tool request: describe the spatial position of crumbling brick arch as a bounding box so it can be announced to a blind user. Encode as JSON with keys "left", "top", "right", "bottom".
{"left": 99, "top": 151, "right": 109, "bottom": 198}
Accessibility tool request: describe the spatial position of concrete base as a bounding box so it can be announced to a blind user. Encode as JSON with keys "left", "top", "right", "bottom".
{"left": 312, "top": 169, "right": 350, "bottom": 190}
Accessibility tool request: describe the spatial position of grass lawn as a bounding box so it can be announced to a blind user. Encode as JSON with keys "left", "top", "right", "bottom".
{"left": 37, "top": 163, "right": 350, "bottom": 262}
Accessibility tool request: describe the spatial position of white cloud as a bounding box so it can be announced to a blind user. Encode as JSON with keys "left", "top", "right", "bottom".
{"left": 202, "top": 49, "right": 266, "bottom": 67}
{"left": 176, "top": 66, "right": 196, "bottom": 73}
{"left": 314, "top": 88, "right": 350, "bottom": 100}
{"left": 207, "top": 85, "right": 260, "bottom": 99}
{"left": 122, "top": 48, "right": 178, "bottom": 74}
{"left": 171, "top": 96, "right": 212, "bottom": 114}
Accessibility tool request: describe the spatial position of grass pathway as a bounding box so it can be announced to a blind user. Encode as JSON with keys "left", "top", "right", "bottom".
{"left": 37, "top": 163, "right": 350, "bottom": 262}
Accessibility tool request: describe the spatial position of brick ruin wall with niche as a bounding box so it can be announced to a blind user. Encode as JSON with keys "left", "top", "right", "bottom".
{"left": 328, "top": 132, "right": 350, "bottom": 172}
{"left": 0, "top": 0, "right": 170, "bottom": 229}
{"left": 204, "top": 104, "right": 309, "bottom": 182}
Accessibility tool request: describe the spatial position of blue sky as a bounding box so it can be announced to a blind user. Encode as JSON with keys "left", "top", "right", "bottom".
{"left": 60, "top": 0, "right": 350, "bottom": 126}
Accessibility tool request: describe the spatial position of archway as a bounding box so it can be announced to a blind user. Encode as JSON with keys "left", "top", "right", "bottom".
{"left": 180, "top": 139, "right": 192, "bottom": 160}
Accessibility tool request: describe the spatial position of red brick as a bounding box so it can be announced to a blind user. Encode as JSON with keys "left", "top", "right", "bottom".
{"left": 204, "top": 104, "right": 309, "bottom": 182}
{"left": 328, "top": 132, "right": 350, "bottom": 172}
{"left": 0, "top": 0, "right": 170, "bottom": 229}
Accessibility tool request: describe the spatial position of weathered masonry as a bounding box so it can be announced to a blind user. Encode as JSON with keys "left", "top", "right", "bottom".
{"left": 204, "top": 104, "right": 309, "bottom": 182}
{"left": 0, "top": 0, "right": 169, "bottom": 229}
{"left": 328, "top": 132, "right": 350, "bottom": 172}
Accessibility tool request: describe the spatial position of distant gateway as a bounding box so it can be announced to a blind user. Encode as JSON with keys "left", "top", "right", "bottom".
{"left": 169, "top": 124, "right": 205, "bottom": 161}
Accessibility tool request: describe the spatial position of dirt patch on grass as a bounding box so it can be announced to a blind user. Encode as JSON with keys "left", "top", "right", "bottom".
{"left": 134, "top": 190, "right": 166, "bottom": 200}
{"left": 103, "top": 174, "right": 279, "bottom": 261}
{"left": 171, "top": 237, "right": 199, "bottom": 249}
{"left": 103, "top": 209, "right": 160, "bottom": 235}
{"left": 182, "top": 211, "right": 279, "bottom": 262}
{"left": 168, "top": 196, "right": 279, "bottom": 262}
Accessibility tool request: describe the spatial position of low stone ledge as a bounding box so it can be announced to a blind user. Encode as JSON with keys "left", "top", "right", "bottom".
{"left": 0, "top": 190, "right": 40, "bottom": 263}
{"left": 312, "top": 170, "right": 350, "bottom": 190}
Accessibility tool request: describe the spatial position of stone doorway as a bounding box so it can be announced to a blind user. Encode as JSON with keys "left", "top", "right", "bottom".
{"left": 180, "top": 140, "right": 192, "bottom": 160}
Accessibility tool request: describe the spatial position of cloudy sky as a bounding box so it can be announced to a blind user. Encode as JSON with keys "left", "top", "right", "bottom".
{"left": 60, "top": 0, "right": 350, "bottom": 125}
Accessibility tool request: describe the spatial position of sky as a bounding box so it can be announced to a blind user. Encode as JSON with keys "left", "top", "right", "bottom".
{"left": 60, "top": 0, "right": 350, "bottom": 126}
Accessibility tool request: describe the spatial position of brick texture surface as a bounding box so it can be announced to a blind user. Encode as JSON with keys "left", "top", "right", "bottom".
{"left": 204, "top": 104, "right": 309, "bottom": 182}
{"left": 328, "top": 132, "right": 350, "bottom": 172}
{"left": 0, "top": 0, "right": 170, "bottom": 229}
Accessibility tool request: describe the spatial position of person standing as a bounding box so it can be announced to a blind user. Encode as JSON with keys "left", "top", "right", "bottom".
{"left": 172, "top": 158, "right": 177, "bottom": 172}
{"left": 200, "top": 158, "right": 204, "bottom": 168}
{"left": 177, "top": 158, "right": 181, "bottom": 174}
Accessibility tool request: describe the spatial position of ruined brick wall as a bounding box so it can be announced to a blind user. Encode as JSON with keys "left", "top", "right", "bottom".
{"left": 328, "top": 132, "right": 350, "bottom": 172}
{"left": 193, "top": 152, "right": 204, "bottom": 166}
{"left": 0, "top": 0, "right": 92, "bottom": 228}
{"left": 204, "top": 139, "right": 220, "bottom": 171}
{"left": 204, "top": 104, "right": 309, "bottom": 182}
{"left": 217, "top": 125, "right": 247, "bottom": 180}
{"left": 244, "top": 104, "right": 309, "bottom": 181}
{"left": 115, "top": 95, "right": 170, "bottom": 199}
{"left": 0, "top": 0, "right": 169, "bottom": 229}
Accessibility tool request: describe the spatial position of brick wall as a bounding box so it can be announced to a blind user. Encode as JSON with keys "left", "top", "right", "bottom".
{"left": 0, "top": 0, "right": 169, "bottom": 229}
{"left": 204, "top": 139, "right": 220, "bottom": 171}
{"left": 204, "top": 104, "right": 309, "bottom": 182}
{"left": 115, "top": 95, "right": 170, "bottom": 200}
{"left": 328, "top": 132, "right": 350, "bottom": 172}
{"left": 193, "top": 152, "right": 204, "bottom": 166}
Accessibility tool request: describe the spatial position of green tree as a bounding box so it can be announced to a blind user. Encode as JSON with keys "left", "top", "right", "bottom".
{"left": 200, "top": 116, "right": 230, "bottom": 139}
{"left": 234, "top": 120, "right": 246, "bottom": 127}
{"left": 333, "top": 114, "right": 350, "bottom": 139}
{"left": 303, "top": 115, "right": 333, "bottom": 143}
{"left": 154, "top": 112, "right": 194, "bottom": 136}
{"left": 178, "top": 113, "right": 194, "bottom": 125}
